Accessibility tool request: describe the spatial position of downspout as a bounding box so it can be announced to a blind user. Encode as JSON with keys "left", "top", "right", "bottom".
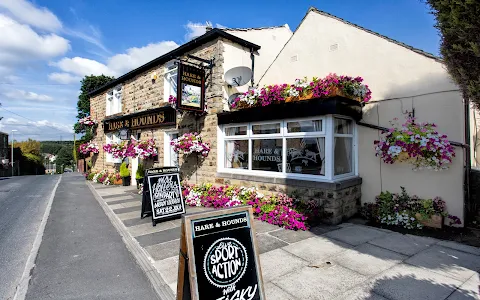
{"left": 464, "top": 93, "right": 472, "bottom": 223}
{"left": 250, "top": 48, "right": 255, "bottom": 87}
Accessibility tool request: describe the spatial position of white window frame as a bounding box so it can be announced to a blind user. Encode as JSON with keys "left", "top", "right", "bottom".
{"left": 218, "top": 115, "right": 357, "bottom": 182}
{"left": 106, "top": 85, "right": 122, "bottom": 116}
{"left": 163, "top": 60, "right": 178, "bottom": 102}
{"left": 105, "top": 132, "right": 120, "bottom": 163}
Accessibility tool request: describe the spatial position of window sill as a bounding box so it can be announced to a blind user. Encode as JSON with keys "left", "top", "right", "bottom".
{"left": 216, "top": 171, "right": 362, "bottom": 190}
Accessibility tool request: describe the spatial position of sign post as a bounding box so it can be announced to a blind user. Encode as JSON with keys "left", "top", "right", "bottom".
{"left": 177, "top": 206, "right": 265, "bottom": 300}
{"left": 141, "top": 167, "right": 186, "bottom": 226}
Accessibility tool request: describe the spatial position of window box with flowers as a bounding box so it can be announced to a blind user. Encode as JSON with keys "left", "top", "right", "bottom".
{"left": 230, "top": 73, "right": 371, "bottom": 110}
{"left": 374, "top": 117, "right": 455, "bottom": 171}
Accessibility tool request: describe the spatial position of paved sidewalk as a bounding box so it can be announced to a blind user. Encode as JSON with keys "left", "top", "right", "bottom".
{"left": 91, "top": 183, "right": 480, "bottom": 300}
{"left": 26, "top": 174, "right": 159, "bottom": 300}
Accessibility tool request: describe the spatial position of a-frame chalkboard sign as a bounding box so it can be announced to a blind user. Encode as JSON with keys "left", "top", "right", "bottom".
{"left": 140, "top": 167, "right": 186, "bottom": 226}
{"left": 177, "top": 206, "right": 265, "bottom": 300}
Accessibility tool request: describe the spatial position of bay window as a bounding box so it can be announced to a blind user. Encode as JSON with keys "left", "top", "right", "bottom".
{"left": 219, "top": 116, "right": 356, "bottom": 181}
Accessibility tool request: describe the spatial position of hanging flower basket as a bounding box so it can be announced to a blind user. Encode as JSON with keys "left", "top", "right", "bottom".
{"left": 374, "top": 117, "right": 455, "bottom": 171}
{"left": 131, "top": 137, "right": 158, "bottom": 159}
{"left": 79, "top": 116, "right": 97, "bottom": 126}
{"left": 79, "top": 142, "right": 99, "bottom": 155}
{"left": 171, "top": 132, "right": 210, "bottom": 157}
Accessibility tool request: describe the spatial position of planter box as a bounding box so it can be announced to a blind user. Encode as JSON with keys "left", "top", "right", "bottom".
{"left": 415, "top": 213, "right": 443, "bottom": 229}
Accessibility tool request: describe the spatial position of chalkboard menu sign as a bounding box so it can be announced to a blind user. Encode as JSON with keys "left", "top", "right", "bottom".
{"left": 177, "top": 207, "right": 265, "bottom": 300}
{"left": 141, "top": 167, "right": 185, "bottom": 226}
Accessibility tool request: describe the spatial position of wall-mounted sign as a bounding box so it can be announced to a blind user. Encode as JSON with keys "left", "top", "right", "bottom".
{"left": 140, "top": 167, "right": 185, "bottom": 226}
{"left": 176, "top": 63, "right": 206, "bottom": 112}
{"left": 176, "top": 207, "right": 265, "bottom": 300}
{"left": 103, "top": 107, "right": 176, "bottom": 133}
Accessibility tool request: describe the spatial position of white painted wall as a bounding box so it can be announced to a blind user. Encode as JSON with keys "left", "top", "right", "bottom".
{"left": 259, "top": 9, "right": 466, "bottom": 224}
{"left": 222, "top": 26, "right": 292, "bottom": 109}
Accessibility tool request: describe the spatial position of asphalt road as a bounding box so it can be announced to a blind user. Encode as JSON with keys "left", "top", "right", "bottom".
{"left": 25, "top": 173, "right": 159, "bottom": 299}
{"left": 0, "top": 175, "right": 60, "bottom": 300}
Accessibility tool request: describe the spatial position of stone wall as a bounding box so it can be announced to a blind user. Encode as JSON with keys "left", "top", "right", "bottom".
{"left": 90, "top": 38, "right": 225, "bottom": 180}
{"left": 216, "top": 173, "right": 362, "bottom": 224}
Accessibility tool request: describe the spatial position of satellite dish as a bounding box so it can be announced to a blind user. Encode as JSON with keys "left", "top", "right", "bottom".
{"left": 227, "top": 93, "right": 243, "bottom": 106}
{"left": 225, "top": 67, "right": 252, "bottom": 87}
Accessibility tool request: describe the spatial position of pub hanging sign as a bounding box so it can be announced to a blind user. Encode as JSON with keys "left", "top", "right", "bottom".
{"left": 176, "top": 63, "right": 206, "bottom": 113}
{"left": 103, "top": 106, "right": 176, "bottom": 133}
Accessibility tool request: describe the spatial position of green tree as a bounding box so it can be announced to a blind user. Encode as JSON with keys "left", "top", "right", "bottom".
{"left": 40, "top": 142, "right": 64, "bottom": 155}
{"left": 55, "top": 146, "right": 74, "bottom": 169}
{"left": 74, "top": 75, "right": 114, "bottom": 141}
{"left": 427, "top": 0, "right": 480, "bottom": 108}
{"left": 17, "top": 138, "right": 41, "bottom": 156}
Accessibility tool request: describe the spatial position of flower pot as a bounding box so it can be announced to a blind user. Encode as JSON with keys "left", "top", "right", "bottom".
{"left": 415, "top": 213, "right": 443, "bottom": 229}
{"left": 122, "top": 176, "right": 131, "bottom": 186}
{"left": 113, "top": 178, "right": 122, "bottom": 185}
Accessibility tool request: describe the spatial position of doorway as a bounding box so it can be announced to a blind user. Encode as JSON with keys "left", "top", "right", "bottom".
{"left": 164, "top": 131, "right": 179, "bottom": 167}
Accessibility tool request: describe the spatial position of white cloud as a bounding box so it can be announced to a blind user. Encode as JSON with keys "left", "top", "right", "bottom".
{"left": 48, "top": 72, "right": 81, "bottom": 84}
{"left": 51, "top": 57, "right": 113, "bottom": 77}
{"left": 184, "top": 21, "right": 212, "bottom": 41}
{"left": 3, "top": 89, "right": 53, "bottom": 101}
{"left": 51, "top": 40, "right": 179, "bottom": 78}
{"left": 0, "top": 0, "right": 62, "bottom": 32}
{"left": 0, "top": 15, "right": 69, "bottom": 66}
{"left": 107, "top": 41, "right": 178, "bottom": 75}
{"left": 0, "top": 117, "right": 74, "bottom": 141}
{"left": 63, "top": 24, "right": 110, "bottom": 55}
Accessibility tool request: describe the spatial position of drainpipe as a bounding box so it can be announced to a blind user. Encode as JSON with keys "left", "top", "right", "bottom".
{"left": 250, "top": 48, "right": 255, "bottom": 87}
{"left": 464, "top": 93, "right": 472, "bottom": 223}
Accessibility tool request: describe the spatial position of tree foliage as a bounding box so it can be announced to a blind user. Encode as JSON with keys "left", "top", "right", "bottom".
{"left": 55, "top": 145, "right": 74, "bottom": 167}
{"left": 75, "top": 74, "right": 114, "bottom": 137}
{"left": 40, "top": 141, "right": 71, "bottom": 155}
{"left": 17, "top": 138, "right": 41, "bottom": 156}
{"left": 427, "top": 0, "right": 480, "bottom": 108}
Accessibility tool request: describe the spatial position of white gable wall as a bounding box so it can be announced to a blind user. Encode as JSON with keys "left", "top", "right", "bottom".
{"left": 222, "top": 26, "right": 293, "bottom": 109}
{"left": 259, "top": 10, "right": 466, "bottom": 224}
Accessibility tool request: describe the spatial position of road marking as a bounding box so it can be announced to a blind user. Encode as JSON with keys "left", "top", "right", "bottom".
{"left": 13, "top": 175, "right": 62, "bottom": 300}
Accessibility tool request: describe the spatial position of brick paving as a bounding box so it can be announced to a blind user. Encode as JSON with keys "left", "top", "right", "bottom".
{"left": 91, "top": 183, "right": 480, "bottom": 300}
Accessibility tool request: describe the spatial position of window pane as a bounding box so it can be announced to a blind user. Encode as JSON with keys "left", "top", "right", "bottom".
{"left": 335, "top": 118, "right": 353, "bottom": 134}
{"left": 252, "top": 139, "right": 282, "bottom": 172}
{"left": 286, "top": 138, "right": 325, "bottom": 175}
{"left": 225, "top": 126, "right": 247, "bottom": 136}
{"left": 225, "top": 140, "right": 248, "bottom": 169}
{"left": 287, "top": 119, "right": 322, "bottom": 133}
{"left": 252, "top": 123, "right": 280, "bottom": 134}
{"left": 334, "top": 137, "right": 353, "bottom": 175}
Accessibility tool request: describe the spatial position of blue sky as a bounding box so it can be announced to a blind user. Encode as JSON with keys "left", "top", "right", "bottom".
{"left": 0, "top": 0, "right": 440, "bottom": 141}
